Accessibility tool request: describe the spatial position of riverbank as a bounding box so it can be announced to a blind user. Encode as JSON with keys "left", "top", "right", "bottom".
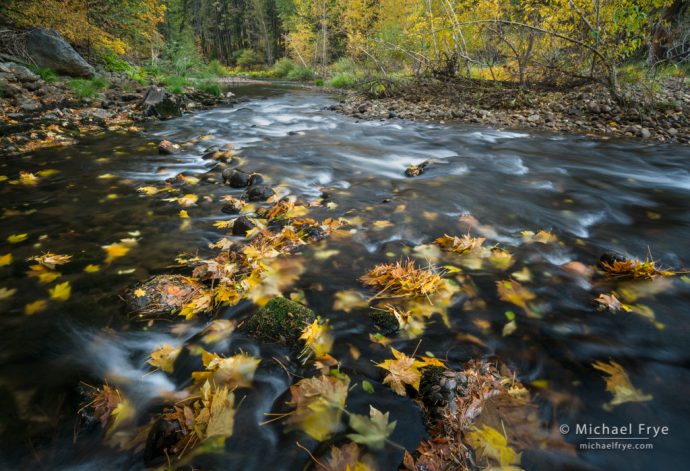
{"left": 334, "top": 78, "right": 690, "bottom": 144}
{"left": 0, "top": 65, "right": 236, "bottom": 156}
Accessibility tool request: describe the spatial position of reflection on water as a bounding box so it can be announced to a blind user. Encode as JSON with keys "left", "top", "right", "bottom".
{"left": 1, "top": 84, "right": 690, "bottom": 470}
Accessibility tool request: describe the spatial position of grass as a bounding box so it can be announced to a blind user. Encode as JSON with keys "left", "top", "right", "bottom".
{"left": 67, "top": 77, "right": 109, "bottom": 99}
{"left": 162, "top": 75, "right": 191, "bottom": 94}
{"left": 29, "top": 66, "right": 58, "bottom": 83}
{"left": 327, "top": 72, "right": 357, "bottom": 88}
{"left": 198, "top": 79, "right": 221, "bottom": 97}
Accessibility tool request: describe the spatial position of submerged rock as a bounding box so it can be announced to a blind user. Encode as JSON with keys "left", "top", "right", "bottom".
{"left": 244, "top": 185, "right": 275, "bottom": 201}
{"left": 226, "top": 169, "right": 251, "bottom": 188}
{"left": 140, "top": 86, "right": 181, "bottom": 119}
{"left": 369, "top": 309, "right": 399, "bottom": 335}
{"left": 144, "top": 417, "right": 184, "bottom": 466}
{"left": 598, "top": 251, "right": 628, "bottom": 269}
{"left": 221, "top": 199, "right": 244, "bottom": 215}
{"left": 202, "top": 147, "right": 235, "bottom": 163}
{"left": 25, "top": 28, "right": 95, "bottom": 77}
{"left": 124, "top": 275, "right": 204, "bottom": 318}
{"left": 244, "top": 297, "right": 316, "bottom": 348}
{"left": 405, "top": 161, "right": 429, "bottom": 177}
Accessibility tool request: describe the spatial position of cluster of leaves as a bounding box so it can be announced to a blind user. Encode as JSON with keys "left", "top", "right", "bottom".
{"left": 600, "top": 258, "right": 675, "bottom": 280}
{"left": 360, "top": 260, "right": 444, "bottom": 299}
{"left": 377, "top": 348, "right": 444, "bottom": 396}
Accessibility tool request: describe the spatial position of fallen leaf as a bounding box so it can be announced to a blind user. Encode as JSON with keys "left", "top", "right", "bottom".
{"left": 148, "top": 344, "right": 182, "bottom": 373}
{"left": 7, "top": 233, "right": 28, "bottom": 244}
{"left": 377, "top": 348, "right": 425, "bottom": 396}
{"left": 102, "top": 243, "right": 130, "bottom": 264}
{"left": 0, "top": 253, "right": 12, "bottom": 267}
{"left": 0, "top": 287, "right": 17, "bottom": 300}
{"left": 347, "top": 405, "right": 397, "bottom": 450}
{"left": 25, "top": 299, "right": 48, "bottom": 315}
{"left": 286, "top": 374, "right": 350, "bottom": 441}
{"left": 49, "top": 281, "right": 71, "bottom": 301}
{"left": 592, "top": 360, "right": 652, "bottom": 409}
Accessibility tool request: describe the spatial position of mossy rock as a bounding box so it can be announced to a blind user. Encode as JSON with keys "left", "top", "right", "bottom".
{"left": 369, "top": 309, "right": 399, "bottom": 335}
{"left": 124, "top": 275, "right": 204, "bottom": 319}
{"left": 244, "top": 297, "right": 316, "bottom": 348}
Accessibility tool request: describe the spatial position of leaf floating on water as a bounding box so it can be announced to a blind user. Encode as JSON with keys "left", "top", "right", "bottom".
{"left": 192, "top": 351, "right": 260, "bottom": 389}
{"left": 179, "top": 291, "right": 213, "bottom": 320}
{"left": 333, "top": 290, "right": 370, "bottom": 313}
{"left": 204, "top": 385, "right": 236, "bottom": 440}
{"left": 601, "top": 257, "right": 674, "bottom": 280}
{"left": 300, "top": 319, "right": 334, "bottom": 360}
{"left": 49, "top": 281, "right": 71, "bottom": 301}
{"left": 29, "top": 252, "right": 72, "bottom": 270}
{"left": 592, "top": 360, "right": 652, "bottom": 409}
{"left": 347, "top": 406, "right": 397, "bottom": 450}
{"left": 201, "top": 319, "right": 236, "bottom": 344}
{"left": 0, "top": 253, "right": 12, "bottom": 267}
{"left": 18, "top": 171, "right": 39, "bottom": 186}
{"left": 497, "top": 280, "right": 536, "bottom": 317}
{"left": 466, "top": 425, "right": 522, "bottom": 468}
{"left": 0, "top": 287, "right": 17, "bottom": 300}
{"left": 521, "top": 230, "right": 558, "bottom": 244}
{"left": 285, "top": 374, "right": 350, "bottom": 441}
{"left": 488, "top": 247, "right": 514, "bottom": 270}
{"left": 137, "top": 186, "right": 160, "bottom": 196}
{"left": 102, "top": 242, "right": 130, "bottom": 264}
{"left": 376, "top": 348, "right": 427, "bottom": 396}
{"left": 7, "top": 233, "right": 28, "bottom": 244}
{"left": 435, "top": 234, "right": 486, "bottom": 254}
{"left": 27, "top": 264, "right": 61, "bottom": 283}
{"left": 361, "top": 260, "right": 444, "bottom": 299}
{"left": 179, "top": 210, "right": 189, "bottom": 218}
{"left": 595, "top": 293, "right": 625, "bottom": 312}
{"left": 148, "top": 344, "right": 182, "bottom": 373}
{"left": 319, "top": 443, "right": 376, "bottom": 471}
{"left": 25, "top": 299, "right": 48, "bottom": 315}
{"left": 177, "top": 193, "right": 199, "bottom": 207}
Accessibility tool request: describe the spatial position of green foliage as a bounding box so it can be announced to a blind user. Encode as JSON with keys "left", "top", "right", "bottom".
{"left": 271, "top": 58, "right": 297, "bottom": 78}
{"left": 286, "top": 66, "right": 315, "bottom": 82}
{"left": 102, "top": 52, "right": 132, "bottom": 73}
{"left": 161, "top": 75, "right": 191, "bottom": 94}
{"left": 205, "top": 59, "right": 228, "bottom": 77}
{"left": 198, "top": 79, "right": 222, "bottom": 96}
{"left": 68, "top": 77, "right": 109, "bottom": 99}
{"left": 328, "top": 72, "right": 357, "bottom": 88}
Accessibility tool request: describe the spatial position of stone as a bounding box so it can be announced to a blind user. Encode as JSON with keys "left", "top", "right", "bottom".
{"left": 640, "top": 128, "right": 651, "bottom": 139}
{"left": 157, "top": 140, "right": 179, "bottom": 155}
{"left": 25, "top": 28, "right": 95, "bottom": 77}
{"left": 244, "top": 185, "right": 275, "bottom": 202}
{"left": 19, "top": 100, "right": 41, "bottom": 112}
{"left": 243, "top": 297, "right": 316, "bottom": 348}
{"left": 227, "top": 169, "right": 251, "bottom": 188}
{"left": 140, "top": 86, "right": 181, "bottom": 119}
{"left": 124, "top": 275, "right": 204, "bottom": 318}
{"left": 232, "top": 216, "right": 255, "bottom": 236}
{"left": 88, "top": 108, "right": 110, "bottom": 123}
{"left": 1, "top": 63, "right": 40, "bottom": 82}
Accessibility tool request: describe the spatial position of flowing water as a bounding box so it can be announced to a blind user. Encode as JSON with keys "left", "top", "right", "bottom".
{"left": 1, "top": 84, "right": 690, "bottom": 470}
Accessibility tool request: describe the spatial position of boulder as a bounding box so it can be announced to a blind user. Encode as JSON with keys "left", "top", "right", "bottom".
{"left": 243, "top": 297, "right": 316, "bottom": 348}
{"left": 124, "top": 275, "right": 204, "bottom": 319}
{"left": 244, "top": 185, "right": 275, "bottom": 202}
{"left": 140, "top": 86, "right": 181, "bottom": 119}
{"left": 0, "top": 62, "right": 39, "bottom": 83}
{"left": 25, "top": 28, "right": 95, "bottom": 77}
{"left": 226, "top": 169, "right": 251, "bottom": 188}
{"left": 232, "top": 216, "right": 255, "bottom": 236}
{"left": 158, "top": 140, "right": 179, "bottom": 155}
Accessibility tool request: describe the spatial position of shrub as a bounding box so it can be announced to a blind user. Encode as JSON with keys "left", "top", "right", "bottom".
{"left": 272, "top": 58, "right": 296, "bottom": 78}
{"left": 286, "top": 66, "right": 315, "bottom": 82}
{"left": 102, "top": 52, "right": 132, "bottom": 73}
{"left": 68, "top": 77, "right": 108, "bottom": 99}
{"left": 198, "top": 79, "right": 221, "bottom": 96}
{"left": 206, "top": 59, "right": 228, "bottom": 77}
{"left": 327, "top": 72, "right": 356, "bottom": 88}
{"left": 332, "top": 57, "right": 356, "bottom": 75}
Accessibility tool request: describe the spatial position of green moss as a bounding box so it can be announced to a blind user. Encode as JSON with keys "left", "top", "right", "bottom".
{"left": 245, "top": 297, "right": 316, "bottom": 347}
{"left": 369, "top": 309, "right": 399, "bottom": 335}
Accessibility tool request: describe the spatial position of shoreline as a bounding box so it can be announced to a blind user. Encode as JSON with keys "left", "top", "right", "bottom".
{"left": 332, "top": 79, "right": 690, "bottom": 144}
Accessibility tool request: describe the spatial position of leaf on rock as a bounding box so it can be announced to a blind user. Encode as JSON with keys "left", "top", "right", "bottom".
{"left": 204, "top": 385, "right": 236, "bottom": 440}
{"left": 435, "top": 234, "right": 486, "bottom": 254}
{"left": 466, "top": 424, "right": 522, "bottom": 468}
{"left": 178, "top": 193, "right": 199, "bottom": 207}
{"left": 347, "top": 405, "right": 397, "bottom": 450}
{"left": 376, "top": 348, "right": 426, "bottom": 396}
{"left": 30, "top": 252, "right": 72, "bottom": 269}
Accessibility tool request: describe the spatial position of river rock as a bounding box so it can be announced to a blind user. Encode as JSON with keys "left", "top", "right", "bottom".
{"left": 140, "top": 86, "right": 181, "bottom": 119}
{"left": 226, "top": 169, "right": 251, "bottom": 188}
{"left": 248, "top": 173, "right": 264, "bottom": 186}
{"left": 158, "top": 140, "right": 179, "bottom": 155}
{"left": 25, "top": 28, "right": 95, "bottom": 77}
{"left": 244, "top": 185, "right": 275, "bottom": 202}
{"left": 243, "top": 297, "right": 316, "bottom": 348}
{"left": 221, "top": 197, "right": 244, "bottom": 215}
{"left": 124, "top": 275, "right": 204, "bottom": 318}
{"left": 202, "top": 147, "right": 234, "bottom": 163}
{"left": 0, "top": 62, "right": 40, "bottom": 83}
{"left": 232, "top": 216, "right": 255, "bottom": 236}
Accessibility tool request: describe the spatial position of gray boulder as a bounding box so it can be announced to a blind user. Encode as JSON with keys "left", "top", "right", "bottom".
{"left": 25, "top": 28, "right": 95, "bottom": 77}
{"left": 0, "top": 62, "right": 39, "bottom": 82}
{"left": 140, "top": 86, "right": 181, "bottom": 119}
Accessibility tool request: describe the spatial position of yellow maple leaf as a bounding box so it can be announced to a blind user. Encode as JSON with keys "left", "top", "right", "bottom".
{"left": 285, "top": 374, "right": 350, "bottom": 441}
{"left": 178, "top": 193, "right": 199, "bottom": 207}
{"left": 49, "top": 281, "right": 71, "bottom": 301}
{"left": 497, "top": 280, "right": 535, "bottom": 316}
{"left": 0, "top": 287, "right": 17, "bottom": 300}
{"left": 25, "top": 299, "right": 48, "bottom": 315}
{"left": 27, "top": 264, "right": 61, "bottom": 284}
{"left": 7, "top": 233, "right": 28, "bottom": 244}
{"left": 192, "top": 351, "right": 260, "bottom": 389}
{"left": 133, "top": 288, "right": 146, "bottom": 297}
{"left": 102, "top": 243, "right": 130, "bottom": 264}
{"left": 179, "top": 210, "right": 189, "bottom": 218}
{"left": 148, "top": 343, "right": 181, "bottom": 373}
{"left": 300, "top": 320, "right": 334, "bottom": 360}
{"left": 466, "top": 425, "right": 522, "bottom": 467}
{"left": 29, "top": 252, "right": 72, "bottom": 270}
{"left": 0, "top": 253, "right": 11, "bottom": 267}
{"left": 84, "top": 264, "right": 101, "bottom": 273}
{"left": 376, "top": 348, "right": 426, "bottom": 395}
